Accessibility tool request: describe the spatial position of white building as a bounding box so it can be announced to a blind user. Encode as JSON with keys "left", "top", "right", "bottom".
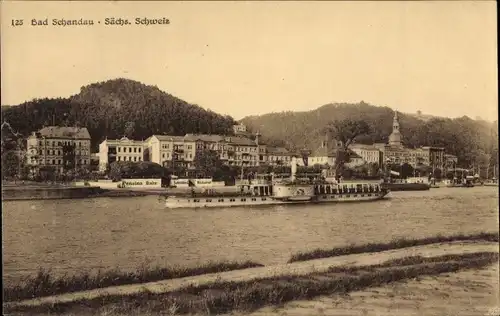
{"left": 26, "top": 126, "right": 91, "bottom": 173}
{"left": 265, "top": 146, "right": 296, "bottom": 166}
{"left": 98, "top": 137, "right": 145, "bottom": 171}
{"left": 144, "top": 135, "right": 196, "bottom": 168}
{"left": 307, "top": 139, "right": 337, "bottom": 167}
{"left": 307, "top": 138, "right": 366, "bottom": 168}
{"left": 350, "top": 144, "right": 381, "bottom": 165}
{"left": 232, "top": 123, "right": 247, "bottom": 134}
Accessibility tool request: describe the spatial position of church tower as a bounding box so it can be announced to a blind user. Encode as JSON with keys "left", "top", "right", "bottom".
{"left": 388, "top": 111, "right": 402, "bottom": 147}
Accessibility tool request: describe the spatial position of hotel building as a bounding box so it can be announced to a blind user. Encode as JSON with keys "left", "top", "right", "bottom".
{"left": 26, "top": 126, "right": 92, "bottom": 173}
{"left": 98, "top": 137, "right": 145, "bottom": 171}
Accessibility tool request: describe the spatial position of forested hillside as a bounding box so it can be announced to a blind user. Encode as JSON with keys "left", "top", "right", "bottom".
{"left": 1, "top": 78, "right": 236, "bottom": 151}
{"left": 241, "top": 102, "right": 498, "bottom": 168}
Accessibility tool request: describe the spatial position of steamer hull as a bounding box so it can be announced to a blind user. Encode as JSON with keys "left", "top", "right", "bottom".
{"left": 164, "top": 182, "right": 389, "bottom": 209}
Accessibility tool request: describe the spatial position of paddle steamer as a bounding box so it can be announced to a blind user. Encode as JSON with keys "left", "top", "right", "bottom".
{"left": 164, "top": 158, "right": 390, "bottom": 209}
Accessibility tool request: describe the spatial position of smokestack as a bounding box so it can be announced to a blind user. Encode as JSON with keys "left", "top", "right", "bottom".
{"left": 291, "top": 156, "right": 297, "bottom": 182}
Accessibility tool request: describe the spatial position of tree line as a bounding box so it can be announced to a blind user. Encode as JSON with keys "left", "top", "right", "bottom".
{"left": 1, "top": 78, "right": 236, "bottom": 152}
{"left": 242, "top": 102, "right": 499, "bottom": 171}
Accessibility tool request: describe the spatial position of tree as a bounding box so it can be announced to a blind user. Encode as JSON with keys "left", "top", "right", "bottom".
{"left": 400, "top": 163, "right": 414, "bottom": 178}
{"left": 193, "top": 150, "right": 222, "bottom": 178}
{"left": 109, "top": 161, "right": 167, "bottom": 181}
{"left": 326, "top": 119, "right": 371, "bottom": 177}
{"left": 1, "top": 151, "right": 20, "bottom": 179}
{"left": 124, "top": 121, "right": 136, "bottom": 138}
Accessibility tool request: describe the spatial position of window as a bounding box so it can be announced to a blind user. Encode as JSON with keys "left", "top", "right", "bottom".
{"left": 58, "top": 159, "right": 61, "bottom": 165}
{"left": 118, "top": 147, "right": 121, "bottom": 152}
{"left": 52, "top": 159, "right": 55, "bottom": 164}
{"left": 133, "top": 157, "right": 137, "bottom": 161}
{"left": 138, "top": 148, "right": 141, "bottom": 153}
{"left": 117, "top": 157, "right": 121, "bottom": 161}
{"left": 134, "top": 148, "right": 137, "bottom": 153}
{"left": 129, "top": 148, "right": 132, "bottom": 153}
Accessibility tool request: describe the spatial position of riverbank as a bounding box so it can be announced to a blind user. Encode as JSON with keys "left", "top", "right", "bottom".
{"left": 4, "top": 240, "right": 498, "bottom": 315}
{"left": 1, "top": 185, "right": 153, "bottom": 201}
{"left": 239, "top": 262, "right": 499, "bottom": 316}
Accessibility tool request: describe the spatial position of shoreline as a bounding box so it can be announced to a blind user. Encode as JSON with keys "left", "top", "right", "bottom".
{"left": 4, "top": 241, "right": 498, "bottom": 315}
{"left": 4, "top": 232, "right": 498, "bottom": 305}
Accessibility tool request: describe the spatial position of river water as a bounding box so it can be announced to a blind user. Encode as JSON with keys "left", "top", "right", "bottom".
{"left": 2, "top": 187, "right": 498, "bottom": 283}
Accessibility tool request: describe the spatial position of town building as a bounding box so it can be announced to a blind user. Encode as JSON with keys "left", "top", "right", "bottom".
{"left": 308, "top": 139, "right": 336, "bottom": 167}
{"left": 26, "top": 126, "right": 91, "bottom": 173}
{"left": 232, "top": 123, "right": 247, "bottom": 134}
{"left": 98, "top": 137, "right": 145, "bottom": 171}
{"left": 350, "top": 144, "right": 382, "bottom": 165}
{"left": 144, "top": 133, "right": 263, "bottom": 168}
{"left": 265, "top": 146, "right": 296, "bottom": 166}
{"left": 307, "top": 138, "right": 364, "bottom": 168}
{"left": 376, "top": 111, "right": 446, "bottom": 171}
{"left": 444, "top": 154, "right": 458, "bottom": 169}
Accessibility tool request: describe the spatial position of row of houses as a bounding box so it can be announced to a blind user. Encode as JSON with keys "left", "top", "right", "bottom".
{"left": 24, "top": 117, "right": 458, "bottom": 174}
{"left": 309, "top": 112, "right": 458, "bottom": 171}
{"left": 98, "top": 133, "right": 298, "bottom": 171}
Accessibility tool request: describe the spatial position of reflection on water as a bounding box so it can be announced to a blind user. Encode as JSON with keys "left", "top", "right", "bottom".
{"left": 2, "top": 187, "right": 498, "bottom": 282}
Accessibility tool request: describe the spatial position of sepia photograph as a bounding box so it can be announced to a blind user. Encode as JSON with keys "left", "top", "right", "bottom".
{"left": 1, "top": 1, "right": 498, "bottom": 315}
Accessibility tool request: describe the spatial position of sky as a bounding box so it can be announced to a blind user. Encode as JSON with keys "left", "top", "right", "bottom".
{"left": 1, "top": 1, "right": 497, "bottom": 120}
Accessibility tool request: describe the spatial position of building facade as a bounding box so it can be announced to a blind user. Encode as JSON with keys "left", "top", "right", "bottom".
{"left": 377, "top": 112, "right": 446, "bottom": 171}
{"left": 98, "top": 137, "right": 145, "bottom": 171}
{"left": 26, "top": 126, "right": 91, "bottom": 173}
{"left": 350, "top": 144, "right": 382, "bottom": 165}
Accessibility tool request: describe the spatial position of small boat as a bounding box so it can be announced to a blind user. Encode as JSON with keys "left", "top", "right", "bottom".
{"left": 484, "top": 178, "right": 498, "bottom": 187}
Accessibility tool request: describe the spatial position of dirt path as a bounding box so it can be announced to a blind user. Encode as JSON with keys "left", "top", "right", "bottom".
{"left": 5, "top": 241, "right": 498, "bottom": 309}
{"left": 233, "top": 263, "right": 499, "bottom": 316}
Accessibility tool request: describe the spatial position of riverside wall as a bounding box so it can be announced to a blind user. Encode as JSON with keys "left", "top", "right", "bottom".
{"left": 2, "top": 186, "right": 104, "bottom": 201}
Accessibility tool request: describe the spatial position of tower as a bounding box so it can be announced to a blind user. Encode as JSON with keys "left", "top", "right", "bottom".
{"left": 388, "top": 111, "right": 402, "bottom": 147}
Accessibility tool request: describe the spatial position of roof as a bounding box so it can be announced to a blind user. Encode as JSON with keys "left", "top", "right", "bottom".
{"left": 350, "top": 144, "right": 380, "bottom": 151}
{"left": 102, "top": 137, "right": 145, "bottom": 145}
{"left": 151, "top": 135, "right": 187, "bottom": 142}
{"left": 266, "top": 147, "right": 292, "bottom": 155}
{"left": 348, "top": 150, "right": 363, "bottom": 159}
{"left": 310, "top": 146, "right": 362, "bottom": 159}
{"left": 37, "top": 126, "right": 91, "bottom": 139}
{"left": 151, "top": 134, "right": 257, "bottom": 146}
{"left": 311, "top": 146, "right": 337, "bottom": 157}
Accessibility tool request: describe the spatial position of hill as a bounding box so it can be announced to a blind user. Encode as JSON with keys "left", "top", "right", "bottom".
{"left": 241, "top": 102, "right": 498, "bottom": 168}
{"left": 1, "top": 79, "right": 236, "bottom": 151}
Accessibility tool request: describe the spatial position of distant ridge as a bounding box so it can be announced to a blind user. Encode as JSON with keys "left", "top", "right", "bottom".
{"left": 240, "top": 102, "right": 498, "bottom": 168}
{"left": 0, "top": 78, "right": 237, "bottom": 150}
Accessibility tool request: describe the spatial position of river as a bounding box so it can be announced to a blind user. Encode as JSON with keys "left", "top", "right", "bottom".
{"left": 2, "top": 186, "right": 498, "bottom": 283}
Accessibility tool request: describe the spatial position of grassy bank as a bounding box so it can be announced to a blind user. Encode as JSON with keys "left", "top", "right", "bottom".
{"left": 3, "top": 260, "right": 263, "bottom": 302}
{"left": 6, "top": 252, "right": 498, "bottom": 315}
{"left": 288, "top": 232, "right": 499, "bottom": 263}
